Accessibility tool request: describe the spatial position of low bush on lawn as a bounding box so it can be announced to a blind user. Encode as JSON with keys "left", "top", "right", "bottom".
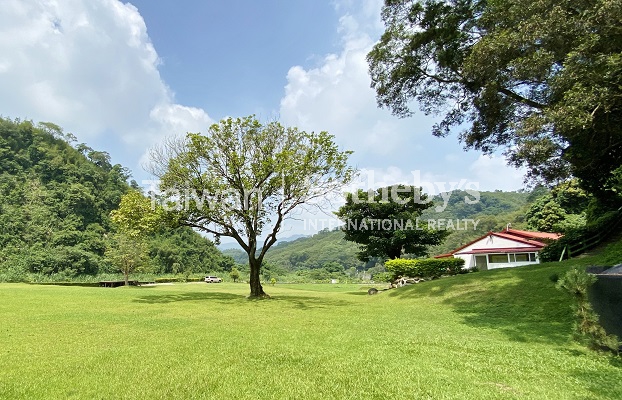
{"left": 385, "top": 258, "right": 465, "bottom": 279}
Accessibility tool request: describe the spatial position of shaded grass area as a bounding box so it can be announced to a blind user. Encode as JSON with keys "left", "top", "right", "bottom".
{"left": 1, "top": 258, "right": 622, "bottom": 399}
{"left": 389, "top": 263, "right": 572, "bottom": 345}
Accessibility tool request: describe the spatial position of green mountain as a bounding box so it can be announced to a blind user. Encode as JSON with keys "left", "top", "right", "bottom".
{"left": 264, "top": 228, "right": 373, "bottom": 271}
{"left": 0, "top": 118, "right": 224, "bottom": 281}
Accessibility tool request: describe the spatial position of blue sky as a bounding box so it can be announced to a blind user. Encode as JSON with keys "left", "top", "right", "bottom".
{"left": 129, "top": 0, "right": 341, "bottom": 118}
{"left": 0, "top": 0, "right": 526, "bottom": 238}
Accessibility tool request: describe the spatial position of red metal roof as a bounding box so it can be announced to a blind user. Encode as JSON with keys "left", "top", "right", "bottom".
{"left": 502, "top": 228, "right": 562, "bottom": 240}
{"left": 436, "top": 228, "right": 560, "bottom": 257}
{"left": 493, "top": 231, "right": 547, "bottom": 247}
{"left": 455, "top": 247, "right": 542, "bottom": 255}
{"left": 434, "top": 253, "right": 454, "bottom": 259}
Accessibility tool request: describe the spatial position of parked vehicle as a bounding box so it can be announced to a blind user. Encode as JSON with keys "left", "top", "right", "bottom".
{"left": 204, "top": 276, "right": 222, "bottom": 283}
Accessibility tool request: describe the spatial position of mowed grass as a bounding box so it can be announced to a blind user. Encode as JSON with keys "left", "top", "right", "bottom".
{"left": 1, "top": 264, "right": 622, "bottom": 399}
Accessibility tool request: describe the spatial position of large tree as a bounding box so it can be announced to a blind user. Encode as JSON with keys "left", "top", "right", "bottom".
{"left": 336, "top": 185, "right": 448, "bottom": 260}
{"left": 148, "top": 116, "right": 354, "bottom": 298}
{"left": 368, "top": 0, "right": 622, "bottom": 202}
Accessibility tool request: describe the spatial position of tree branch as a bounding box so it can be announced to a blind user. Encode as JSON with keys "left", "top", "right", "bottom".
{"left": 498, "top": 87, "right": 546, "bottom": 109}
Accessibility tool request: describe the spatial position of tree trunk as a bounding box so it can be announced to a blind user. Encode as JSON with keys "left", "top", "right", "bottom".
{"left": 124, "top": 268, "right": 129, "bottom": 286}
{"left": 248, "top": 256, "right": 267, "bottom": 298}
{"left": 388, "top": 248, "right": 402, "bottom": 260}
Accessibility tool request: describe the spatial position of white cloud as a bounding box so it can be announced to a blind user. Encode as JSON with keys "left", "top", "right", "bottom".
{"left": 469, "top": 154, "right": 526, "bottom": 192}
{"left": 280, "top": 0, "right": 423, "bottom": 159}
{"left": 0, "top": 0, "right": 212, "bottom": 154}
{"left": 279, "top": 0, "right": 526, "bottom": 200}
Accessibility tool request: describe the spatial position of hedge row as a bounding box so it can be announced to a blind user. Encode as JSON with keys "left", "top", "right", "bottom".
{"left": 385, "top": 258, "right": 465, "bottom": 279}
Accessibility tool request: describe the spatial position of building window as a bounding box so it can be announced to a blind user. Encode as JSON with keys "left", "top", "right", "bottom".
{"left": 529, "top": 253, "right": 537, "bottom": 262}
{"left": 488, "top": 254, "right": 509, "bottom": 263}
{"left": 514, "top": 253, "right": 529, "bottom": 262}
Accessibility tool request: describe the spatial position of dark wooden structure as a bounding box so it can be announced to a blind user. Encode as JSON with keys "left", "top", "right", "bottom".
{"left": 99, "top": 280, "right": 138, "bottom": 287}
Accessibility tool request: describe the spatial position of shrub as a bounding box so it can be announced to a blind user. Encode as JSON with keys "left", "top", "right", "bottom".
{"left": 229, "top": 267, "right": 241, "bottom": 283}
{"left": 385, "top": 258, "right": 465, "bottom": 280}
{"left": 557, "top": 268, "right": 620, "bottom": 354}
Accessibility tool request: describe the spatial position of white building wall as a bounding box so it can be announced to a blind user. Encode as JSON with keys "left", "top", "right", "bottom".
{"left": 453, "top": 234, "right": 541, "bottom": 270}
{"left": 455, "top": 253, "right": 540, "bottom": 270}
{"left": 458, "top": 235, "right": 535, "bottom": 253}
{"left": 455, "top": 254, "right": 474, "bottom": 269}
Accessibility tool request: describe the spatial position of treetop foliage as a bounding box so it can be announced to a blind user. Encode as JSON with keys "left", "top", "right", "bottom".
{"left": 369, "top": 0, "right": 622, "bottom": 201}
{"left": 336, "top": 185, "right": 449, "bottom": 260}
{"left": 150, "top": 115, "right": 354, "bottom": 254}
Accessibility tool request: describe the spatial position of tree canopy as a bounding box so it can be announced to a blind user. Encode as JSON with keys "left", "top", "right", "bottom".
{"left": 525, "top": 179, "right": 589, "bottom": 232}
{"left": 148, "top": 115, "right": 354, "bottom": 297}
{"left": 368, "top": 0, "right": 622, "bottom": 201}
{"left": 336, "top": 185, "right": 448, "bottom": 260}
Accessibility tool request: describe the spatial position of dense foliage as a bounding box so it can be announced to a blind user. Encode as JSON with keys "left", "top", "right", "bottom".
{"left": 525, "top": 179, "right": 589, "bottom": 232}
{"left": 369, "top": 0, "right": 622, "bottom": 203}
{"left": 539, "top": 209, "right": 622, "bottom": 262}
{"left": 336, "top": 185, "right": 448, "bottom": 260}
{"left": 0, "top": 118, "right": 224, "bottom": 281}
{"left": 385, "top": 257, "right": 466, "bottom": 279}
{"left": 0, "top": 118, "right": 128, "bottom": 278}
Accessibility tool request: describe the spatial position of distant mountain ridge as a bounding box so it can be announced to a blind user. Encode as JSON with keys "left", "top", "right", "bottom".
{"left": 217, "top": 233, "right": 311, "bottom": 251}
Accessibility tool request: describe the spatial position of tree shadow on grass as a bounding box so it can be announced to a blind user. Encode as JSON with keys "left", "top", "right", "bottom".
{"left": 269, "top": 295, "right": 351, "bottom": 309}
{"left": 388, "top": 264, "right": 574, "bottom": 345}
{"left": 133, "top": 291, "right": 246, "bottom": 304}
{"left": 570, "top": 356, "right": 622, "bottom": 399}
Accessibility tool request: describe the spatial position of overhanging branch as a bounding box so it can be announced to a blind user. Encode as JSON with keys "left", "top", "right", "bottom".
{"left": 498, "top": 87, "right": 546, "bottom": 109}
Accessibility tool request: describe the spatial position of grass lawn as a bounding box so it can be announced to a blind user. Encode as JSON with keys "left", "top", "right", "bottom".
{"left": 1, "top": 260, "right": 622, "bottom": 398}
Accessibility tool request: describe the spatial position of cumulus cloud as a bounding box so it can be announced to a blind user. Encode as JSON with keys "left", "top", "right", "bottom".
{"left": 468, "top": 154, "right": 527, "bottom": 192}
{"left": 280, "top": 2, "right": 417, "bottom": 158}
{"left": 279, "top": 0, "right": 526, "bottom": 198}
{"left": 0, "top": 0, "right": 212, "bottom": 151}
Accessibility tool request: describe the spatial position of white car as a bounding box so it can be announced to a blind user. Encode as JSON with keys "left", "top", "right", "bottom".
{"left": 204, "top": 276, "right": 222, "bottom": 283}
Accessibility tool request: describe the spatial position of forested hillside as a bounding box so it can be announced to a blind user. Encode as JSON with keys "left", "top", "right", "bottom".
{"left": 0, "top": 118, "right": 224, "bottom": 281}
{"left": 265, "top": 229, "right": 373, "bottom": 270}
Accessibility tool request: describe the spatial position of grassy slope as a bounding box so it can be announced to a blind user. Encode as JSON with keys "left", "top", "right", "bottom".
{"left": 1, "top": 242, "right": 621, "bottom": 399}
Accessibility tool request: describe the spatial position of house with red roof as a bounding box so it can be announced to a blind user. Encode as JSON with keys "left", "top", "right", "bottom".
{"left": 435, "top": 228, "right": 562, "bottom": 270}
